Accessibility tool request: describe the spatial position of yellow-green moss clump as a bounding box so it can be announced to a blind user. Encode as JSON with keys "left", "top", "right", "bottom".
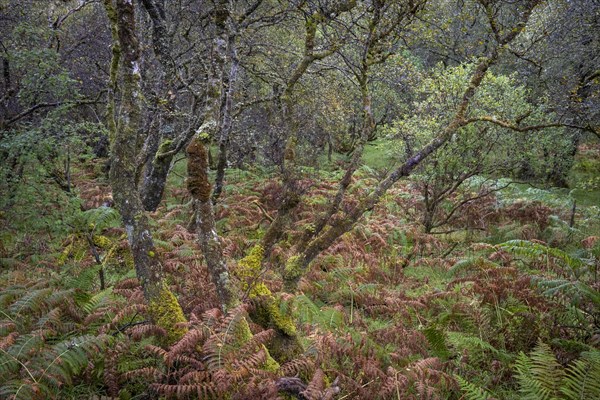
{"left": 236, "top": 246, "right": 296, "bottom": 335}
{"left": 231, "top": 316, "right": 279, "bottom": 372}
{"left": 237, "top": 245, "right": 269, "bottom": 297}
{"left": 234, "top": 246, "right": 303, "bottom": 363}
{"left": 282, "top": 255, "right": 303, "bottom": 291}
{"left": 148, "top": 283, "right": 188, "bottom": 343}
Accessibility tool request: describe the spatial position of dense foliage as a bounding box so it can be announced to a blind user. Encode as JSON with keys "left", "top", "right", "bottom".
{"left": 1, "top": 0, "right": 599, "bottom": 399}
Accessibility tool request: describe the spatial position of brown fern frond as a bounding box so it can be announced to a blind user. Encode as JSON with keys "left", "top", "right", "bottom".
{"left": 168, "top": 328, "right": 207, "bottom": 359}
{"left": 0, "top": 321, "right": 16, "bottom": 335}
{"left": 235, "top": 329, "right": 275, "bottom": 357}
{"left": 302, "top": 368, "right": 326, "bottom": 400}
{"left": 279, "top": 355, "right": 315, "bottom": 377}
{"left": 411, "top": 356, "right": 442, "bottom": 371}
{"left": 104, "top": 348, "right": 121, "bottom": 396}
{"left": 0, "top": 331, "right": 19, "bottom": 350}
{"left": 84, "top": 308, "right": 112, "bottom": 326}
{"left": 122, "top": 367, "right": 165, "bottom": 381}
{"left": 201, "top": 307, "right": 223, "bottom": 326}
{"left": 109, "top": 303, "right": 147, "bottom": 327}
{"left": 380, "top": 368, "right": 410, "bottom": 398}
{"left": 151, "top": 382, "right": 218, "bottom": 399}
{"left": 114, "top": 278, "right": 140, "bottom": 290}
{"left": 145, "top": 344, "right": 169, "bottom": 362}
{"left": 231, "top": 348, "right": 268, "bottom": 376}
{"left": 213, "top": 368, "right": 234, "bottom": 393}
{"left": 127, "top": 323, "right": 167, "bottom": 341}
{"left": 168, "top": 354, "right": 205, "bottom": 369}
{"left": 415, "top": 380, "right": 437, "bottom": 400}
{"left": 178, "top": 370, "right": 210, "bottom": 384}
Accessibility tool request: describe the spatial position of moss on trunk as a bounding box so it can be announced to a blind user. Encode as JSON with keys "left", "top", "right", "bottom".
{"left": 236, "top": 245, "right": 304, "bottom": 363}
{"left": 147, "top": 282, "right": 188, "bottom": 343}
{"left": 186, "top": 139, "right": 212, "bottom": 202}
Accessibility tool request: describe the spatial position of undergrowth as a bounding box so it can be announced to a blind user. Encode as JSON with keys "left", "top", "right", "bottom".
{"left": 1, "top": 148, "right": 599, "bottom": 399}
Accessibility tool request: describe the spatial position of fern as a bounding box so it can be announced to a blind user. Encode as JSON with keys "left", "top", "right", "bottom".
{"left": 423, "top": 326, "right": 450, "bottom": 360}
{"left": 532, "top": 277, "right": 600, "bottom": 308}
{"left": 514, "top": 342, "right": 600, "bottom": 400}
{"left": 447, "top": 331, "right": 512, "bottom": 363}
{"left": 499, "top": 240, "right": 586, "bottom": 274}
{"left": 74, "top": 206, "right": 121, "bottom": 234}
{"left": 561, "top": 350, "right": 600, "bottom": 400}
{"left": 456, "top": 375, "right": 494, "bottom": 400}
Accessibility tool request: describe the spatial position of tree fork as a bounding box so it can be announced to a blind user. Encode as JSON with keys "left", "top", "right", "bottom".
{"left": 104, "top": 0, "right": 186, "bottom": 343}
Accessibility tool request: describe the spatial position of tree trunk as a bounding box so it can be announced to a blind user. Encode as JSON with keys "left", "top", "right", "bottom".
{"left": 186, "top": 0, "right": 235, "bottom": 310}
{"left": 187, "top": 139, "right": 234, "bottom": 308}
{"left": 212, "top": 33, "right": 239, "bottom": 203}
{"left": 104, "top": 0, "right": 186, "bottom": 343}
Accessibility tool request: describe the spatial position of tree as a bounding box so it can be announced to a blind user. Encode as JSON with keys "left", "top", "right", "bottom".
{"left": 272, "top": 0, "right": 547, "bottom": 290}
{"left": 103, "top": 0, "right": 187, "bottom": 343}
{"left": 389, "top": 63, "right": 572, "bottom": 233}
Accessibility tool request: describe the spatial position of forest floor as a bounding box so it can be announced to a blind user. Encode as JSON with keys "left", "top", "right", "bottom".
{"left": 1, "top": 144, "right": 599, "bottom": 399}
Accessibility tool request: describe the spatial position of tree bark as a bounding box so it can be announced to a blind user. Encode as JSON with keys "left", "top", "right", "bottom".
{"left": 187, "top": 0, "right": 235, "bottom": 310}
{"left": 212, "top": 32, "right": 240, "bottom": 203}
{"left": 137, "top": 0, "right": 179, "bottom": 212}
{"left": 104, "top": 0, "right": 186, "bottom": 343}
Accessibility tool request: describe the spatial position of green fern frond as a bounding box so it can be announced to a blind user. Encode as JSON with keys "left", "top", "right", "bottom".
{"left": 423, "top": 327, "right": 450, "bottom": 360}
{"left": 499, "top": 240, "right": 586, "bottom": 273}
{"left": 176, "top": 245, "right": 195, "bottom": 258}
{"left": 79, "top": 206, "right": 121, "bottom": 233}
{"left": 9, "top": 288, "right": 53, "bottom": 316}
{"left": 289, "top": 294, "right": 322, "bottom": 326}
{"left": 79, "top": 288, "right": 115, "bottom": 315}
{"left": 153, "top": 238, "right": 174, "bottom": 251}
{"left": 456, "top": 375, "right": 493, "bottom": 400}
{"left": 530, "top": 276, "right": 600, "bottom": 311}
{"left": 561, "top": 350, "right": 600, "bottom": 400}
{"left": 63, "top": 266, "right": 101, "bottom": 291}
{"left": 0, "top": 285, "right": 26, "bottom": 309}
{"left": 447, "top": 332, "right": 512, "bottom": 362}
{"left": 515, "top": 342, "right": 565, "bottom": 400}
{"left": 515, "top": 351, "right": 551, "bottom": 400}
{"left": 40, "top": 334, "right": 111, "bottom": 386}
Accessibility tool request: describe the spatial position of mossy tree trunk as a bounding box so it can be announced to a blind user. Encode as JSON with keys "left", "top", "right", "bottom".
{"left": 104, "top": 0, "right": 186, "bottom": 343}
{"left": 187, "top": 0, "right": 235, "bottom": 310}
{"left": 296, "top": 4, "right": 385, "bottom": 253}
{"left": 212, "top": 32, "right": 239, "bottom": 204}
{"left": 136, "top": 0, "right": 179, "bottom": 212}
{"left": 261, "top": 7, "right": 349, "bottom": 255}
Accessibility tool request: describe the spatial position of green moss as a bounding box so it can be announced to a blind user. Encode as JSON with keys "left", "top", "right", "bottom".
{"left": 262, "top": 347, "right": 281, "bottom": 372}
{"left": 236, "top": 245, "right": 300, "bottom": 339}
{"left": 231, "top": 314, "right": 280, "bottom": 372}
{"left": 251, "top": 297, "right": 295, "bottom": 337}
{"left": 234, "top": 246, "right": 303, "bottom": 363}
{"left": 282, "top": 255, "right": 303, "bottom": 290}
{"left": 148, "top": 283, "right": 188, "bottom": 343}
{"left": 92, "top": 235, "right": 112, "bottom": 249}
{"left": 155, "top": 139, "right": 173, "bottom": 159}
{"left": 237, "top": 245, "right": 268, "bottom": 297}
